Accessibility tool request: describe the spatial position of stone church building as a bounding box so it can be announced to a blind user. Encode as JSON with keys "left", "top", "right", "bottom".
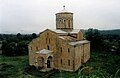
{"left": 28, "top": 7, "right": 90, "bottom": 72}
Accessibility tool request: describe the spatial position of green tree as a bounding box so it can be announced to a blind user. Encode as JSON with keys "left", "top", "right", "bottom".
{"left": 32, "top": 33, "right": 37, "bottom": 39}
{"left": 116, "top": 40, "right": 120, "bottom": 55}
{"left": 1, "top": 40, "right": 7, "bottom": 50}
{"left": 85, "top": 28, "right": 103, "bottom": 51}
{"left": 4, "top": 42, "right": 17, "bottom": 56}
{"left": 17, "top": 33, "right": 21, "bottom": 38}
{"left": 16, "top": 40, "right": 29, "bottom": 55}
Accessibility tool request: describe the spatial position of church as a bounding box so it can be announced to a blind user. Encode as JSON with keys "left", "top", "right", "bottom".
{"left": 28, "top": 6, "right": 90, "bottom": 72}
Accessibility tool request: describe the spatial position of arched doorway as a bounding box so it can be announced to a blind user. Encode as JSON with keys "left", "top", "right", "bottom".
{"left": 37, "top": 57, "right": 44, "bottom": 67}
{"left": 47, "top": 56, "right": 52, "bottom": 68}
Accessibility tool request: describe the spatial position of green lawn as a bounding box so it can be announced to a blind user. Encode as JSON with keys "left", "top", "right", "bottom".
{"left": 0, "top": 51, "right": 120, "bottom": 78}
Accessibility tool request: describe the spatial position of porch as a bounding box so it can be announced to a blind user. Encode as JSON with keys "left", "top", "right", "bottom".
{"left": 35, "top": 49, "right": 53, "bottom": 72}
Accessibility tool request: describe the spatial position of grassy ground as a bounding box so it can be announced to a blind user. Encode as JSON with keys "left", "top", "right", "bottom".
{"left": 0, "top": 51, "right": 120, "bottom": 78}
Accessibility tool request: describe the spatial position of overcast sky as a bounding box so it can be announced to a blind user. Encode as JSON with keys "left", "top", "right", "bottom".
{"left": 0, "top": 0, "right": 120, "bottom": 34}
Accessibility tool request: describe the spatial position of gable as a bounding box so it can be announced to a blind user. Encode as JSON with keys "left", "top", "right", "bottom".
{"left": 28, "top": 29, "right": 57, "bottom": 45}
{"left": 28, "top": 29, "right": 58, "bottom": 51}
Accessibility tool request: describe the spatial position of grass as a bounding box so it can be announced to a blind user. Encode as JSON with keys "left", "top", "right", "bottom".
{"left": 0, "top": 51, "right": 120, "bottom": 78}
{"left": 0, "top": 55, "right": 29, "bottom": 78}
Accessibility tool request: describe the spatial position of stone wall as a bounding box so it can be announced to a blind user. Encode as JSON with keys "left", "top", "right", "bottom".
{"left": 81, "top": 43, "right": 90, "bottom": 63}
{"left": 56, "top": 13, "right": 73, "bottom": 29}
{"left": 74, "top": 46, "right": 82, "bottom": 71}
{"left": 77, "top": 31, "right": 84, "bottom": 40}
{"left": 56, "top": 38, "right": 75, "bottom": 71}
{"left": 28, "top": 29, "right": 90, "bottom": 72}
{"left": 28, "top": 29, "right": 58, "bottom": 66}
{"left": 83, "top": 43, "right": 90, "bottom": 63}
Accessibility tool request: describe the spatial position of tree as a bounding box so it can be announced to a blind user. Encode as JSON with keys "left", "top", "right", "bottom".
{"left": 116, "top": 40, "right": 120, "bottom": 55}
{"left": 1, "top": 40, "right": 7, "bottom": 50}
{"left": 17, "top": 33, "right": 21, "bottom": 38}
{"left": 85, "top": 28, "right": 103, "bottom": 51}
{"left": 4, "top": 42, "right": 17, "bottom": 56}
{"left": 32, "top": 33, "right": 37, "bottom": 39}
{"left": 16, "top": 40, "right": 29, "bottom": 55}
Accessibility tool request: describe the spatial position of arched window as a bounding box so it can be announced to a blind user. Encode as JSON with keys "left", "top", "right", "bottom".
{"left": 68, "top": 60, "right": 70, "bottom": 66}
{"left": 61, "top": 59, "right": 62, "bottom": 64}
{"left": 63, "top": 19, "right": 65, "bottom": 23}
{"left": 46, "top": 38, "right": 47, "bottom": 43}
{"left": 36, "top": 47, "right": 38, "bottom": 50}
{"left": 59, "top": 19, "right": 61, "bottom": 22}
{"left": 60, "top": 47, "right": 62, "bottom": 53}
{"left": 47, "top": 45, "right": 50, "bottom": 50}
{"left": 68, "top": 48, "right": 70, "bottom": 53}
{"left": 64, "top": 20, "right": 66, "bottom": 28}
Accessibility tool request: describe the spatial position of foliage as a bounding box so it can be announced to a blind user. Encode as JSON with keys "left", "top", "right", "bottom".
{"left": 100, "top": 29, "right": 120, "bottom": 36}
{"left": 85, "top": 28, "right": 103, "bottom": 50}
{"left": 1, "top": 33, "right": 37, "bottom": 56}
{"left": 16, "top": 40, "right": 29, "bottom": 55}
{"left": 2, "top": 41, "right": 29, "bottom": 56}
{"left": 85, "top": 28, "right": 120, "bottom": 55}
{"left": 0, "top": 55, "right": 29, "bottom": 78}
{"left": 0, "top": 63, "right": 16, "bottom": 78}
{"left": 17, "top": 33, "right": 21, "bottom": 38}
{"left": 4, "top": 42, "right": 17, "bottom": 56}
{"left": 32, "top": 33, "right": 37, "bottom": 39}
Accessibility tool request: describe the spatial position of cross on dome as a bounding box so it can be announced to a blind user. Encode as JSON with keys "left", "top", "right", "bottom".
{"left": 63, "top": 5, "right": 65, "bottom": 10}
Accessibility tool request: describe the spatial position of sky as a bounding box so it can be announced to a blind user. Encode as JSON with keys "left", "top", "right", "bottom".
{"left": 0, "top": 0, "right": 120, "bottom": 34}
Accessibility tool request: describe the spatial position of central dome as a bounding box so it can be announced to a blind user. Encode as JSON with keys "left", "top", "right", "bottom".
{"left": 56, "top": 6, "right": 73, "bottom": 30}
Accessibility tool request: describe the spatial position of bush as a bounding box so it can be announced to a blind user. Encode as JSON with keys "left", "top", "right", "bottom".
{"left": 0, "top": 63, "right": 14, "bottom": 71}
{"left": 24, "top": 65, "right": 36, "bottom": 74}
{"left": 0, "top": 63, "right": 17, "bottom": 78}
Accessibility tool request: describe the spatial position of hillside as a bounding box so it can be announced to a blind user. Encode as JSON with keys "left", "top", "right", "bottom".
{"left": 100, "top": 29, "right": 120, "bottom": 35}
{"left": 81, "top": 29, "right": 120, "bottom": 36}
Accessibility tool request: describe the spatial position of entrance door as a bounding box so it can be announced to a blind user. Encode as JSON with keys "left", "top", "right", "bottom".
{"left": 47, "top": 60, "right": 50, "bottom": 68}
{"left": 47, "top": 56, "right": 52, "bottom": 68}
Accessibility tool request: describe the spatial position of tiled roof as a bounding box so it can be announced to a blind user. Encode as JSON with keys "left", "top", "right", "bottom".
{"left": 50, "top": 29, "right": 80, "bottom": 34}
{"left": 57, "top": 9, "right": 73, "bottom": 14}
{"left": 50, "top": 29, "right": 67, "bottom": 34}
{"left": 59, "top": 36, "right": 77, "bottom": 41}
{"left": 69, "top": 40, "right": 90, "bottom": 46}
{"left": 36, "top": 49, "right": 53, "bottom": 54}
{"left": 69, "top": 29, "right": 81, "bottom": 34}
